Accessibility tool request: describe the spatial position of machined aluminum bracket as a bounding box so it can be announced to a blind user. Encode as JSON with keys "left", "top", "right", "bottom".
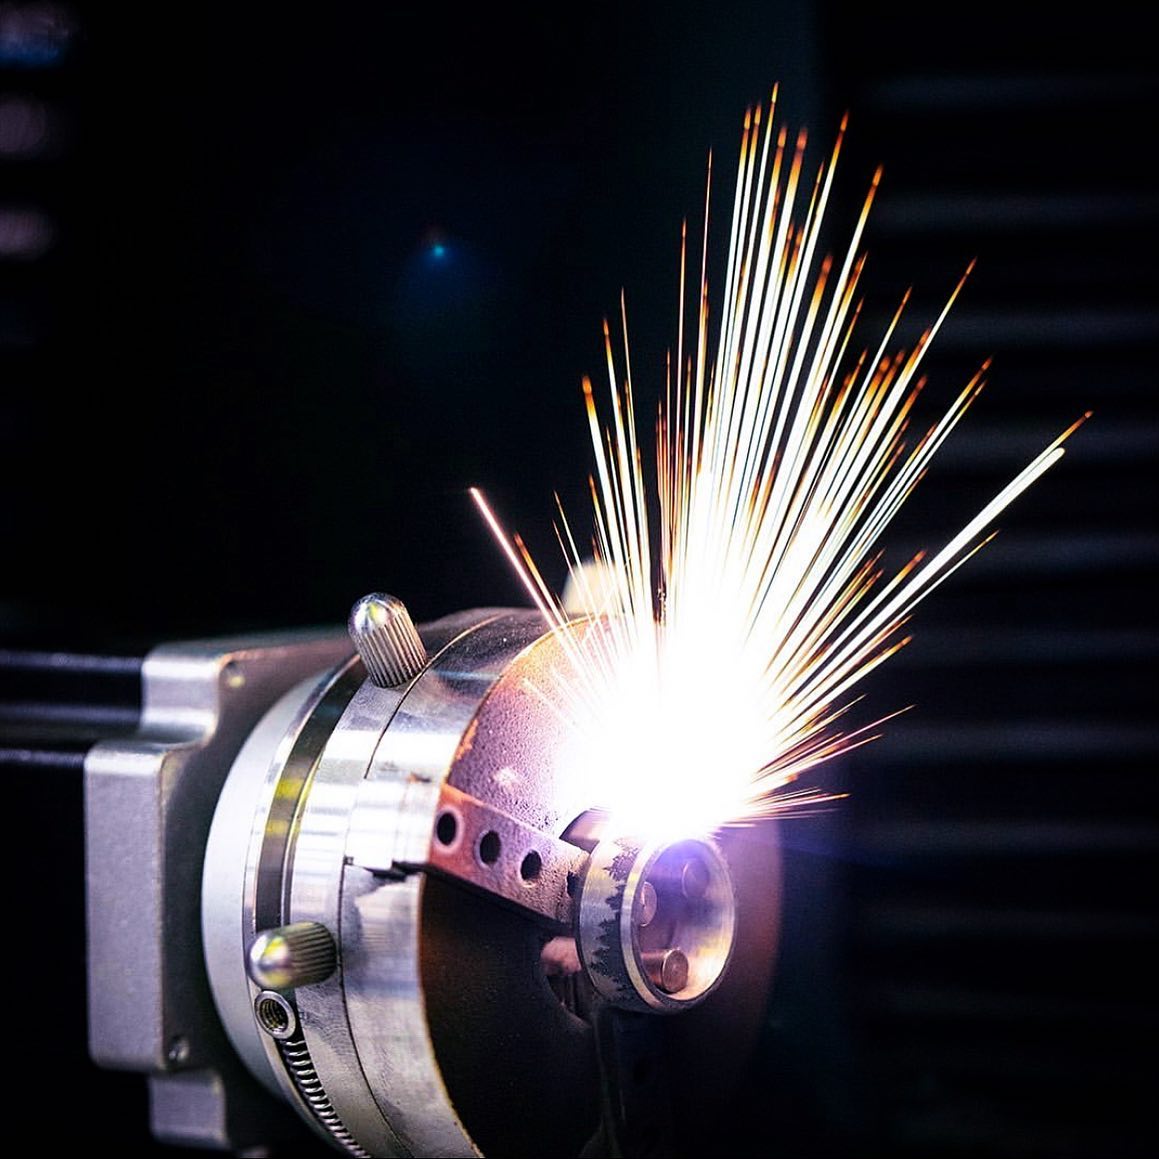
{"left": 84, "top": 629, "right": 352, "bottom": 1149}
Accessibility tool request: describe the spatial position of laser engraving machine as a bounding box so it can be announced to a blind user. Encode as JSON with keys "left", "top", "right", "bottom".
{"left": 84, "top": 593, "right": 782, "bottom": 1157}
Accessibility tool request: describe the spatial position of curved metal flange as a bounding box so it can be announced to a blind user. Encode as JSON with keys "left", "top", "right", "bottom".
{"left": 336, "top": 609, "right": 557, "bottom": 1157}
{"left": 286, "top": 611, "right": 500, "bottom": 1156}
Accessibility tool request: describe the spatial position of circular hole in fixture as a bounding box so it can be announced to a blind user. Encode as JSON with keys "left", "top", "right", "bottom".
{"left": 435, "top": 810, "right": 458, "bottom": 846}
{"left": 520, "top": 850, "right": 542, "bottom": 882}
{"left": 478, "top": 830, "right": 501, "bottom": 866}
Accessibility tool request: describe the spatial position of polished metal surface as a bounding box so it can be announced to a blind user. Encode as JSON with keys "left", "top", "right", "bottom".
{"left": 201, "top": 608, "right": 515, "bottom": 1156}
{"left": 336, "top": 609, "right": 551, "bottom": 1157}
{"left": 202, "top": 651, "right": 362, "bottom": 1146}
{"left": 284, "top": 666, "right": 418, "bottom": 1157}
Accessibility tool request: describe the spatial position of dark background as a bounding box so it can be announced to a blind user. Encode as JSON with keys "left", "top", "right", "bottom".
{"left": 2, "top": 3, "right": 1156, "bottom": 1156}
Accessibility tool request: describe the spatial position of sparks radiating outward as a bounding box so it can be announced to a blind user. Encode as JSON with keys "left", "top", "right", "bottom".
{"left": 472, "top": 89, "right": 1087, "bottom": 840}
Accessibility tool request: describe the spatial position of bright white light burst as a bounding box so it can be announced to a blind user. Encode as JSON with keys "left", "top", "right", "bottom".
{"left": 472, "top": 88, "right": 1087, "bottom": 841}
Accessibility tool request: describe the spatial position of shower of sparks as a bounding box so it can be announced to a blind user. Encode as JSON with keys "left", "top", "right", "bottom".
{"left": 472, "top": 88, "right": 1087, "bottom": 840}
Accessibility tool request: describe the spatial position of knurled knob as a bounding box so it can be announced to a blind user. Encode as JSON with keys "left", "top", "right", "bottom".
{"left": 247, "top": 921, "right": 337, "bottom": 990}
{"left": 347, "top": 592, "right": 427, "bottom": 687}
